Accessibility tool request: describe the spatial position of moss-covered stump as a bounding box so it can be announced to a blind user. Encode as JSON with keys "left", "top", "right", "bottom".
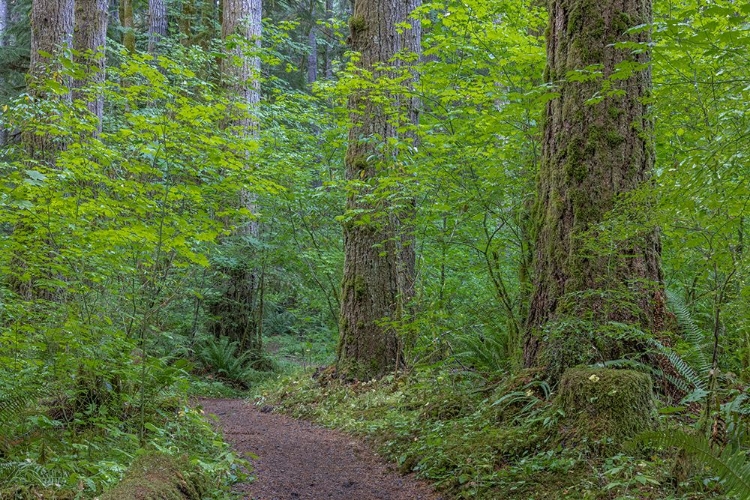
{"left": 99, "top": 452, "right": 205, "bottom": 500}
{"left": 554, "top": 367, "right": 656, "bottom": 451}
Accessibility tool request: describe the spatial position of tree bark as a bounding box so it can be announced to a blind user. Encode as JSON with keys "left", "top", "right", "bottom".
{"left": 28, "top": 0, "right": 74, "bottom": 160}
{"left": 119, "top": 0, "right": 134, "bottom": 52}
{"left": 73, "top": 0, "right": 108, "bottom": 133}
{"left": 323, "top": 0, "right": 332, "bottom": 78}
{"left": 0, "top": 0, "right": 7, "bottom": 146}
{"left": 307, "top": 25, "right": 317, "bottom": 84}
{"left": 148, "top": 0, "right": 166, "bottom": 54}
{"left": 209, "top": 0, "right": 263, "bottom": 354}
{"left": 336, "top": 0, "right": 421, "bottom": 379}
{"left": 523, "top": 0, "right": 668, "bottom": 381}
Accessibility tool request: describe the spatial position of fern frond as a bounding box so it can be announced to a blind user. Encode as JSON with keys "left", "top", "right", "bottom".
{"left": 0, "top": 461, "right": 66, "bottom": 488}
{"left": 651, "top": 339, "right": 706, "bottom": 391}
{"left": 666, "top": 290, "right": 711, "bottom": 377}
{"left": 632, "top": 430, "right": 750, "bottom": 498}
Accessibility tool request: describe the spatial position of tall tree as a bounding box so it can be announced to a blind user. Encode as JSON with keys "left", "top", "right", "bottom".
{"left": 0, "top": 0, "right": 7, "bottom": 146}
{"left": 119, "top": 0, "right": 134, "bottom": 52}
{"left": 336, "top": 0, "right": 421, "bottom": 378}
{"left": 323, "top": 0, "right": 332, "bottom": 78}
{"left": 209, "top": 0, "right": 263, "bottom": 352}
{"left": 28, "top": 0, "right": 74, "bottom": 159}
{"left": 148, "top": 0, "right": 166, "bottom": 54}
{"left": 523, "top": 0, "right": 668, "bottom": 380}
{"left": 73, "top": 0, "right": 108, "bottom": 133}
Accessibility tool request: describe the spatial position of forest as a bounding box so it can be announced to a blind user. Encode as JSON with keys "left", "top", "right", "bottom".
{"left": 0, "top": 0, "right": 748, "bottom": 497}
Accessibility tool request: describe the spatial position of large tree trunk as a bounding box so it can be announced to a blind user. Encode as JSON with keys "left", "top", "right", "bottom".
{"left": 73, "top": 0, "right": 108, "bottom": 134}
{"left": 209, "top": 0, "right": 263, "bottom": 354}
{"left": 148, "top": 0, "right": 166, "bottom": 54}
{"left": 523, "top": 0, "right": 668, "bottom": 381}
{"left": 336, "top": 0, "right": 421, "bottom": 379}
{"left": 0, "top": 0, "right": 7, "bottom": 146}
{"left": 28, "top": 0, "right": 74, "bottom": 160}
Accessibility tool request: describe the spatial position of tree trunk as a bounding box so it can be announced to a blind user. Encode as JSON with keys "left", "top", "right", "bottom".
{"left": 336, "top": 0, "right": 421, "bottom": 379}
{"left": 148, "top": 0, "right": 166, "bottom": 54}
{"left": 222, "top": 0, "right": 260, "bottom": 118}
{"left": 119, "top": 0, "right": 134, "bottom": 52}
{"left": 523, "top": 0, "right": 668, "bottom": 381}
{"left": 73, "top": 0, "right": 108, "bottom": 134}
{"left": 209, "top": 0, "right": 263, "bottom": 354}
{"left": 0, "top": 0, "right": 7, "bottom": 146}
{"left": 323, "top": 0, "right": 332, "bottom": 78}
{"left": 307, "top": 25, "right": 317, "bottom": 84}
{"left": 28, "top": 0, "right": 74, "bottom": 159}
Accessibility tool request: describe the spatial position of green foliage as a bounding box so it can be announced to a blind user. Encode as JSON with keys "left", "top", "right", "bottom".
{"left": 633, "top": 430, "right": 750, "bottom": 499}
{"left": 197, "top": 336, "right": 261, "bottom": 387}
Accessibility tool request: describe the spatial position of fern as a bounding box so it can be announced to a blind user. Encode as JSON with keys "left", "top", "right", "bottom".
{"left": 452, "top": 328, "right": 509, "bottom": 373}
{"left": 650, "top": 339, "right": 707, "bottom": 393}
{"left": 198, "top": 336, "right": 259, "bottom": 387}
{"left": 666, "top": 290, "right": 711, "bottom": 378}
{"left": 632, "top": 430, "right": 750, "bottom": 498}
{"left": 0, "top": 461, "right": 66, "bottom": 489}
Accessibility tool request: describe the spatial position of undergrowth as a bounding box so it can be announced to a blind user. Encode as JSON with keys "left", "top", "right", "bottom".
{"left": 256, "top": 367, "right": 734, "bottom": 499}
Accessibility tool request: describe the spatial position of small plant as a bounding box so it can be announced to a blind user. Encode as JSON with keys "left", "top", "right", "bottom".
{"left": 632, "top": 430, "right": 750, "bottom": 498}
{"left": 197, "top": 336, "right": 260, "bottom": 387}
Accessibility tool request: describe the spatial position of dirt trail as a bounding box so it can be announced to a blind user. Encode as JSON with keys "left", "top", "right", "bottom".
{"left": 200, "top": 398, "right": 442, "bottom": 500}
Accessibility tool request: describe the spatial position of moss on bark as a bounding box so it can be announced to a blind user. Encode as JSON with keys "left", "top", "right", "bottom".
{"left": 99, "top": 453, "right": 206, "bottom": 500}
{"left": 554, "top": 367, "right": 656, "bottom": 450}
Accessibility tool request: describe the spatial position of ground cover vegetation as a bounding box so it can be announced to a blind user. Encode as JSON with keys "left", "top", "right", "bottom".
{"left": 0, "top": 0, "right": 748, "bottom": 497}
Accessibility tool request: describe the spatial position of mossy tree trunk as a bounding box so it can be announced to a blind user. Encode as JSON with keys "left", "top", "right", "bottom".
{"left": 523, "top": 0, "right": 669, "bottom": 380}
{"left": 336, "top": 0, "right": 420, "bottom": 379}
{"left": 119, "top": 0, "right": 134, "bottom": 52}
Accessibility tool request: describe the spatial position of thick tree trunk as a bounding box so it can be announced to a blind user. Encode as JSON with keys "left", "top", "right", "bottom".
{"left": 148, "top": 0, "right": 166, "bottom": 54}
{"left": 210, "top": 0, "right": 263, "bottom": 354}
{"left": 523, "top": 0, "right": 668, "bottom": 381}
{"left": 73, "top": 0, "right": 108, "bottom": 133}
{"left": 336, "top": 0, "right": 421, "bottom": 379}
{"left": 28, "top": 0, "right": 74, "bottom": 160}
{"left": 222, "top": 0, "right": 260, "bottom": 117}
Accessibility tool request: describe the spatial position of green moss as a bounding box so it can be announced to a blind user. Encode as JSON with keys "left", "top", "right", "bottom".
{"left": 554, "top": 367, "right": 656, "bottom": 451}
{"left": 608, "top": 106, "right": 623, "bottom": 120}
{"left": 99, "top": 452, "right": 205, "bottom": 500}
{"left": 349, "top": 15, "right": 366, "bottom": 34}
{"left": 354, "top": 274, "right": 366, "bottom": 299}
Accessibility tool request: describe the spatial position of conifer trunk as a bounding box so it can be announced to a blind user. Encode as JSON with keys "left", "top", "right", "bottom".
{"left": 0, "top": 0, "right": 7, "bottom": 146}
{"left": 148, "top": 0, "right": 166, "bottom": 54}
{"left": 336, "top": 0, "right": 420, "bottom": 379}
{"left": 73, "top": 0, "right": 108, "bottom": 133}
{"left": 28, "top": 0, "right": 74, "bottom": 159}
{"left": 209, "top": 0, "right": 263, "bottom": 354}
{"left": 523, "top": 0, "right": 668, "bottom": 380}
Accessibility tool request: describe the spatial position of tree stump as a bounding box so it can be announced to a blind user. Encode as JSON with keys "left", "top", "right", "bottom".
{"left": 555, "top": 367, "right": 656, "bottom": 450}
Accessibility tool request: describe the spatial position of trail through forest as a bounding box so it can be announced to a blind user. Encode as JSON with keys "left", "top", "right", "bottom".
{"left": 200, "top": 398, "right": 441, "bottom": 500}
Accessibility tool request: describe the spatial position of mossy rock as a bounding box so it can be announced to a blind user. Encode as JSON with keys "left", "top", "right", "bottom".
{"left": 554, "top": 367, "right": 656, "bottom": 451}
{"left": 99, "top": 452, "right": 205, "bottom": 500}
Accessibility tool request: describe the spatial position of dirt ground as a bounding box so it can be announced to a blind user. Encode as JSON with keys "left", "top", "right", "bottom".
{"left": 200, "top": 398, "right": 442, "bottom": 500}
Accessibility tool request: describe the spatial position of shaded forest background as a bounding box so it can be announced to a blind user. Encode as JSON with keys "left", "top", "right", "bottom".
{"left": 0, "top": 0, "right": 749, "bottom": 497}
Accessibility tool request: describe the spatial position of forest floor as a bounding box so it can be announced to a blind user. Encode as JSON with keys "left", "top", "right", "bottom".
{"left": 200, "top": 398, "right": 442, "bottom": 500}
